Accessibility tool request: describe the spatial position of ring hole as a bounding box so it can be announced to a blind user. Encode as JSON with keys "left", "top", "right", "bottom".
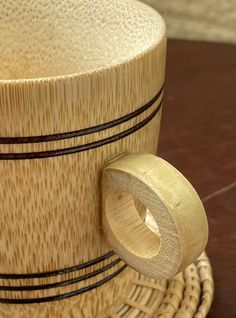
{"left": 134, "top": 199, "right": 160, "bottom": 235}
{"left": 144, "top": 209, "right": 160, "bottom": 235}
{"left": 105, "top": 190, "right": 160, "bottom": 259}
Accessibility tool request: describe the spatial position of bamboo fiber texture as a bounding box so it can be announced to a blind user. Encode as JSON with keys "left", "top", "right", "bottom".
{"left": 0, "top": 1, "right": 212, "bottom": 317}
{"left": 0, "top": 0, "right": 166, "bottom": 316}
{"left": 108, "top": 252, "right": 214, "bottom": 318}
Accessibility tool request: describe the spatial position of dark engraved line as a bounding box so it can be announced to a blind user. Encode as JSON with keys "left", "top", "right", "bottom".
{"left": 0, "top": 98, "right": 163, "bottom": 160}
{"left": 0, "top": 258, "right": 121, "bottom": 291}
{"left": 0, "top": 85, "right": 164, "bottom": 144}
{"left": 0, "top": 264, "right": 127, "bottom": 304}
{"left": 0, "top": 251, "right": 114, "bottom": 280}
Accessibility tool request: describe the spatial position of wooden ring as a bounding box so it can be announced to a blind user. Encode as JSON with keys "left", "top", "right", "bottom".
{"left": 102, "top": 153, "right": 208, "bottom": 280}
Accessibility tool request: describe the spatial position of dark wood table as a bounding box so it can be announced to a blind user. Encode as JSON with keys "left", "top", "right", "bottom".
{"left": 158, "top": 39, "right": 236, "bottom": 318}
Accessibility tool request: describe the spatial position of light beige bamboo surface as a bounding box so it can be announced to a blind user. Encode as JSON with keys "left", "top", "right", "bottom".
{"left": 102, "top": 154, "right": 208, "bottom": 279}
{"left": 0, "top": 252, "right": 214, "bottom": 318}
{"left": 0, "top": 0, "right": 165, "bottom": 268}
{"left": 108, "top": 252, "right": 214, "bottom": 318}
{"left": 0, "top": 1, "right": 166, "bottom": 316}
{"left": 0, "top": 0, "right": 210, "bottom": 317}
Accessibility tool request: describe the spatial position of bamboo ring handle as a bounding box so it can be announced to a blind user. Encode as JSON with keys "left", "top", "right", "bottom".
{"left": 102, "top": 153, "right": 208, "bottom": 279}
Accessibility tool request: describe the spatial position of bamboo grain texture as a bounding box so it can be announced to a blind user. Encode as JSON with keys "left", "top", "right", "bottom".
{"left": 0, "top": 0, "right": 166, "bottom": 316}
{"left": 102, "top": 154, "right": 208, "bottom": 279}
{"left": 0, "top": 0, "right": 209, "bottom": 317}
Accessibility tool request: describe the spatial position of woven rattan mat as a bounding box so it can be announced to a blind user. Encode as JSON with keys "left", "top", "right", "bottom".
{"left": 109, "top": 252, "right": 213, "bottom": 318}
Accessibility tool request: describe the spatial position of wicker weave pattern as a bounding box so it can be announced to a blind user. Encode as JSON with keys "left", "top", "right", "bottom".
{"left": 108, "top": 252, "right": 214, "bottom": 318}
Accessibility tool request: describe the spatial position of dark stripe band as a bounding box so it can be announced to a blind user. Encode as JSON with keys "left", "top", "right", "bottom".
{"left": 0, "top": 97, "right": 163, "bottom": 160}
{"left": 0, "top": 258, "right": 121, "bottom": 291}
{"left": 0, "top": 251, "right": 114, "bottom": 279}
{"left": 0, "top": 264, "right": 127, "bottom": 304}
{"left": 0, "top": 85, "right": 164, "bottom": 144}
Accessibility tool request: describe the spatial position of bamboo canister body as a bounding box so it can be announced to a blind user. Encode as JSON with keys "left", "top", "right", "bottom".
{"left": 0, "top": 1, "right": 166, "bottom": 316}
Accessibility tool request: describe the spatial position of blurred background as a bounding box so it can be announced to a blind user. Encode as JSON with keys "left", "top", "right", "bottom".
{"left": 141, "top": 0, "right": 236, "bottom": 44}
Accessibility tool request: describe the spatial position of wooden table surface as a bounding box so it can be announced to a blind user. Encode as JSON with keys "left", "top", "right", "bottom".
{"left": 158, "top": 39, "right": 236, "bottom": 318}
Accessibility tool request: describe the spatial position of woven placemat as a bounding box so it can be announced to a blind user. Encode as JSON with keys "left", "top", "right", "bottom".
{"left": 109, "top": 252, "right": 214, "bottom": 318}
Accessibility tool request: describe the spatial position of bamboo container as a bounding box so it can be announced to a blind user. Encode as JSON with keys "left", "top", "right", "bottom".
{"left": 0, "top": 0, "right": 208, "bottom": 317}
